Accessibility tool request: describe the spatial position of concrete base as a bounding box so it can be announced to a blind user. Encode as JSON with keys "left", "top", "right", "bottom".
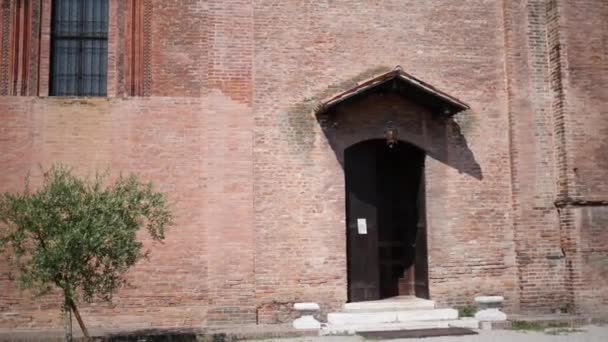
{"left": 293, "top": 302, "right": 321, "bottom": 330}
{"left": 475, "top": 308, "right": 507, "bottom": 322}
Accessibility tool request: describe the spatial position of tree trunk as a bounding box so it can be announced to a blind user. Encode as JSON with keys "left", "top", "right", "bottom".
{"left": 64, "top": 303, "right": 73, "bottom": 342}
{"left": 68, "top": 299, "right": 90, "bottom": 339}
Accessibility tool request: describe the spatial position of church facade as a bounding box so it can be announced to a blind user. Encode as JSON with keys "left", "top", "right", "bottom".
{"left": 1, "top": 0, "right": 607, "bottom": 330}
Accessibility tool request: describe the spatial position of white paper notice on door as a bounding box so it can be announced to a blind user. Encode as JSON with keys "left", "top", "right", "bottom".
{"left": 357, "top": 218, "right": 367, "bottom": 235}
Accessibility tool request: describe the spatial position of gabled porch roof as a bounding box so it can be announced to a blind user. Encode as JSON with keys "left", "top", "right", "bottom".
{"left": 315, "top": 66, "right": 470, "bottom": 117}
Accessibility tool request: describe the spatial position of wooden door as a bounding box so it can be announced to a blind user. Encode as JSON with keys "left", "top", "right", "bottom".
{"left": 345, "top": 143, "right": 380, "bottom": 302}
{"left": 345, "top": 140, "right": 428, "bottom": 302}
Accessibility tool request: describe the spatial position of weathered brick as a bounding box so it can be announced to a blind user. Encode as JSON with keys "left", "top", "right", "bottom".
{"left": 0, "top": 0, "right": 606, "bottom": 331}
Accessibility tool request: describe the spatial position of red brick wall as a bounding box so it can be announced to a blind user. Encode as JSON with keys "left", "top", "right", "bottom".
{"left": 0, "top": 97, "right": 211, "bottom": 328}
{"left": 149, "top": 0, "right": 206, "bottom": 97}
{"left": 0, "top": 0, "right": 607, "bottom": 331}
{"left": 554, "top": 0, "right": 608, "bottom": 316}
{"left": 502, "top": 0, "right": 570, "bottom": 314}
{"left": 501, "top": 0, "right": 608, "bottom": 315}
{"left": 559, "top": 0, "right": 608, "bottom": 201}
{"left": 571, "top": 207, "right": 608, "bottom": 315}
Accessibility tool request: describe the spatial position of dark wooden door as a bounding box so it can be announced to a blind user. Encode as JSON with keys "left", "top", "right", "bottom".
{"left": 345, "top": 140, "right": 427, "bottom": 302}
{"left": 345, "top": 142, "right": 380, "bottom": 302}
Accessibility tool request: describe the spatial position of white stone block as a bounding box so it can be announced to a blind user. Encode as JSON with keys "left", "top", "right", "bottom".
{"left": 294, "top": 302, "right": 320, "bottom": 311}
{"left": 474, "top": 308, "right": 507, "bottom": 322}
{"left": 327, "top": 308, "right": 458, "bottom": 325}
{"left": 474, "top": 296, "right": 504, "bottom": 305}
{"left": 293, "top": 315, "right": 321, "bottom": 330}
{"left": 293, "top": 302, "right": 321, "bottom": 330}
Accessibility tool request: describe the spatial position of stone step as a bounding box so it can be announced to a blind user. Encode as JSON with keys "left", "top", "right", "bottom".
{"left": 327, "top": 308, "right": 458, "bottom": 325}
{"left": 321, "top": 318, "right": 479, "bottom": 335}
{"left": 343, "top": 296, "right": 436, "bottom": 312}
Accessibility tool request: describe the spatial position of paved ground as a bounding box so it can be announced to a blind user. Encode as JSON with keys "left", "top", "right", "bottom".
{"left": 1, "top": 324, "right": 606, "bottom": 341}
{"left": 244, "top": 325, "right": 608, "bottom": 342}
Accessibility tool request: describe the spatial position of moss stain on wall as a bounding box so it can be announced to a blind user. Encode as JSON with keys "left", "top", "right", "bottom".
{"left": 284, "top": 66, "right": 393, "bottom": 158}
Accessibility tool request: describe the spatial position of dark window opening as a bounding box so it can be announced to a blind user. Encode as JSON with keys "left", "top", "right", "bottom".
{"left": 50, "top": 0, "right": 108, "bottom": 96}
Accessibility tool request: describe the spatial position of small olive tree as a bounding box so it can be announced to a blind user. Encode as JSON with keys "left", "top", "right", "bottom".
{"left": 0, "top": 165, "right": 172, "bottom": 340}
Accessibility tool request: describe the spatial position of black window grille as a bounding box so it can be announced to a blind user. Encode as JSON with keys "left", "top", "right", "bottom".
{"left": 50, "top": 0, "right": 108, "bottom": 96}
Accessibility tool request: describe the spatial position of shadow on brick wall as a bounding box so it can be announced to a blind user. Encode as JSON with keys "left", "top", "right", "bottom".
{"left": 316, "top": 98, "right": 482, "bottom": 181}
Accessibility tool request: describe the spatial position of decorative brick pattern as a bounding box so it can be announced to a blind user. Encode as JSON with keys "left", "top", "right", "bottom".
{"left": 0, "top": 0, "right": 12, "bottom": 95}
{"left": 122, "top": 0, "right": 153, "bottom": 97}
{"left": 142, "top": 0, "right": 152, "bottom": 96}
{"left": 26, "top": 0, "right": 40, "bottom": 95}
{"left": 0, "top": 0, "right": 42, "bottom": 96}
{"left": 114, "top": 0, "right": 126, "bottom": 96}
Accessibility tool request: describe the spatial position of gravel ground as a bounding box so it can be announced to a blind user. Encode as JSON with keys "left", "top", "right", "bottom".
{"left": 244, "top": 325, "right": 608, "bottom": 342}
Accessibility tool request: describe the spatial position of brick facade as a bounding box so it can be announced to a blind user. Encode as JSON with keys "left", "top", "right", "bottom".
{"left": 0, "top": 0, "right": 607, "bottom": 330}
